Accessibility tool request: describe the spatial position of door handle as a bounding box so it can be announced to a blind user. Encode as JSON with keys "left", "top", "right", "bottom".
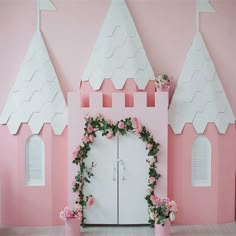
{"left": 119, "top": 160, "right": 126, "bottom": 181}
{"left": 112, "top": 163, "right": 116, "bottom": 181}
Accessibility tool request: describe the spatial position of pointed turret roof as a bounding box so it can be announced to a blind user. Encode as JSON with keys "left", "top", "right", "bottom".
{"left": 169, "top": 32, "right": 235, "bottom": 134}
{"left": 82, "top": 0, "right": 155, "bottom": 90}
{"left": 0, "top": 31, "right": 67, "bottom": 135}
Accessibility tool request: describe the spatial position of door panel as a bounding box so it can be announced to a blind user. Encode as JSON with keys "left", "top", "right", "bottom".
{"left": 83, "top": 132, "right": 117, "bottom": 224}
{"left": 118, "top": 133, "right": 149, "bottom": 224}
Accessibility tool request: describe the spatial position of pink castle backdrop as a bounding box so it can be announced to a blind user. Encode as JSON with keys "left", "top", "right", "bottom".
{"left": 0, "top": 0, "right": 236, "bottom": 226}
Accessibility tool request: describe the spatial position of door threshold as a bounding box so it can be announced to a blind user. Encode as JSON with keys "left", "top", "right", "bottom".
{"left": 83, "top": 224, "right": 150, "bottom": 227}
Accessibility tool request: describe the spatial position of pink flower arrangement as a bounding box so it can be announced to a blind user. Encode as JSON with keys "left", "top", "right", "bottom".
{"left": 155, "top": 74, "right": 172, "bottom": 90}
{"left": 148, "top": 197, "right": 177, "bottom": 226}
{"left": 118, "top": 121, "right": 125, "bottom": 129}
{"left": 60, "top": 204, "right": 83, "bottom": 222}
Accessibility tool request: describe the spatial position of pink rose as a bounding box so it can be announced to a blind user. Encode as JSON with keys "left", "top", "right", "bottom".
{"left": 72, "top": 150, "right": 77, "bottom": 159}
{"left": 146, "top": 143, "right": 153, "bottom": 150}
{"left": 164, "top": 198, "right": 170, "bottom": 204}
{"left": 169, "top": 200, "right": 178, "bottom": 213}
{"left": 107, "top": 119, "right": 113, "bottom": 125}
{"left": 132, "top": 117, "right": 138, "bottom": 129}
{"left": 74, "top": 204, "right": 82, "bottom": 213}
{"left": 64, "top": 207, "right": 73, "bottom": 219}
{"left": 136, "top": 124, "right": 142, "bottom": 133}
{"left": 87, "top": 196, "right": 94, "bottom": 206}
{"left": 89, "top": 135, "right": 95, "bottom": 143}
{"left": 147, "top": 188, "right": 152, "bottom": 195}
{"left": 76, "top": 212, "right": 83, "bottom": 221}
{"left": 106, "top": 131, "right": 113, "bottom": 139}
{"left": 97, "top": 113, "right": 102, "bottom": 119}
{"left": 118, "top": 121, "right": 125, "bottom": 129}
{"left": 87, "top": 124, "right": 93, "bottom": 133}
{"left": 148, "top": 177, "right": 156, "bottom": 184}
{"left": 72, "top": 181, "right": 76, "bottom": 186}
{"left": 83, "top": 135, "right": 89, "bottom": 143}
{"left": 150, "top": 195, "right": 159, "bottom": 206}
{"left": 132, "top": 117, "right": 138, "bottom": 124}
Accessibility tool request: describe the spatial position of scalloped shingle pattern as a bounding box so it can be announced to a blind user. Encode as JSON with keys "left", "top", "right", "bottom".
{"left": 0, "top": 31, "right": 67, "bottom": 135}
{"left": 82, "top": 0, "right": 155, "bottom": 90}
{"left": 169, "top": 32, "right": 235, "bottom": 134}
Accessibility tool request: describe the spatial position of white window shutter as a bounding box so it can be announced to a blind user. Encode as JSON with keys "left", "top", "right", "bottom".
{"left": 192, "top": 136, "right": 211, "bottom": 187}
{"left": 25, "top": 135, "right": 45, "bottom": 186}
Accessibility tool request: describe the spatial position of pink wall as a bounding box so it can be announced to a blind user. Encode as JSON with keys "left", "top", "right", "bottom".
{"left": 0, "top": 0, "right": 236, "bottom": 226}
{"left": 168, "top": 124, "right": 236, "bottom": 224}
{"left": 217, "top": 125, "right": 236, "bottom": 223}
{"left": 0, "top": 125, "right": 68, "bottom": 226}
{"left": 0, "top": 126, "right": 18, "bottom": 225}
{"left": 0, "top": 0, "right": 236, "bottom": 113}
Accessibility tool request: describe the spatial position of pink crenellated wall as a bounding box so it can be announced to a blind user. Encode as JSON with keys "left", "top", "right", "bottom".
{"left": 0, "top": 0, "right": 236, "bottom": 226}
{"left": 80, "top": 80, "right": 156, "bottom": 107}
{"left": 68, "top": 91, "right": 169, "bottom": 207}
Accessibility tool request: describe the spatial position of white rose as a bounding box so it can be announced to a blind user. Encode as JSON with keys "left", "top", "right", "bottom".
{"left": 150, "top": 212, "right": 154, "bottom": 220}
{"left": 169, "top": 211, "right": 175, "bottom": 221}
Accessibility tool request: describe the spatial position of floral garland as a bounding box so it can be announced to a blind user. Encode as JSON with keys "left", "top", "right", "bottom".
{"left": 72, "top": 114, "right": 160, "bottom": 226}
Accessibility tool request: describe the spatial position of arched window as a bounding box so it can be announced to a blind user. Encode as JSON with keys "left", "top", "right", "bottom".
{"left": 25, "top": 135, "right": 45, "bottom": 186}
{"left": 192, "top": 136, "right": 211, "bottom": 187}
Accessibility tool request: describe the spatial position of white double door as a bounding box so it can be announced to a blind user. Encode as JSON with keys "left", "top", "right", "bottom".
{"left": 84, "top": 132, "right": 149, "bottom": 225}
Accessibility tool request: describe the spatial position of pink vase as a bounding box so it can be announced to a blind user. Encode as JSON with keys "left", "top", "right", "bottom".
{"left": 155, "top": 220, "right": 171, "bottom": 236}
{"left": 65, "top": 218, "right": 80, "bottom": 236}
